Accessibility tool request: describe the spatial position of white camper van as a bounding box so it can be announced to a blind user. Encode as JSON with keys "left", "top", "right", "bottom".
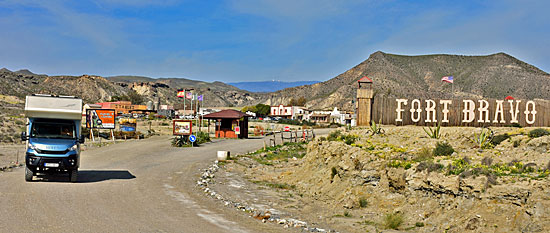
{"left": 21, "top": 94, "right": 84, "bottom": 182}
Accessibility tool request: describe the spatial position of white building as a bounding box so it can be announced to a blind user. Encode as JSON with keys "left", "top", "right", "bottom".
{"left": 270, "top": 104, "right": 293, "bottom": 118}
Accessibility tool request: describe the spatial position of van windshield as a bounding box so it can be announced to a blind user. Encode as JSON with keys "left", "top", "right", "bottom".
{"left": 31, "top": 121, "right": 76, "bottom": 139}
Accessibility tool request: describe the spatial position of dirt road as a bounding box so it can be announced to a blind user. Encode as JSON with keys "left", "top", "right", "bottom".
{"left": 0, "top": 134, "right": 319, "bottom": 233}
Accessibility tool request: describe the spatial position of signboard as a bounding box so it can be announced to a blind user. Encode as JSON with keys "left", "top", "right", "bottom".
{"left": 370, "top": 97, "right": 548, "bottom": 127}
{"left": 119, "top": 118, "right": 137, "bottom": 132}
{"left": 173, "top": 120, "right": 192, "bottom": 135}
{"left": 235, "top": 126, "right": 240, "bottom": 135}
{"left": 189, "top": 135, "right": 196, "bottom": 142}
{"left": 284, "top": 126, "right": 290, "bottom": 132}
{"left": 87, "top": 109, "right": 115, "bottom": 129}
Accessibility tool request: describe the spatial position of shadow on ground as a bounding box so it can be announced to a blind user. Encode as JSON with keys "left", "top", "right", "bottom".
{"left": 34, "top": 170, "right": 136, "bottom": 183}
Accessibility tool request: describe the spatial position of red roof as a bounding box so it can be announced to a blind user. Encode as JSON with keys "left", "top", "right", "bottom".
{"left": 358, "top": 76, "right": 373, "bottom": 83}
{"left": 202, "top": 109, "right": 251, "bottom": 119}
{"left": 505, "top": 96, "right": 515, "bottom": 100}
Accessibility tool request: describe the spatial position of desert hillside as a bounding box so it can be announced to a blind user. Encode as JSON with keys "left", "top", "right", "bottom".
{"left": 264, "top": 52, "right": 550, "bottom": 110}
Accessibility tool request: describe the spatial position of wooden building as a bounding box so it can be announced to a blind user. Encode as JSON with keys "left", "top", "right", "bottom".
{"left": 357, "top": 76, "right": 374, "bottom": 126}
{"left": 203, "top": 109, "right": 251, "bottom": 139}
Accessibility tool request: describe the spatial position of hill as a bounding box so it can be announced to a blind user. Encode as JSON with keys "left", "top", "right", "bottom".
{"left": 0, "top": 70, "right": 261, "bottom": 109}
{"left": 106, "top": 76, "right": 262, "bottom": 107}
{"left": 227, "top": 81, "right": 319, "bottom": 93}
{"left": 262, "top": 51, "right": 550, "bottom": 110}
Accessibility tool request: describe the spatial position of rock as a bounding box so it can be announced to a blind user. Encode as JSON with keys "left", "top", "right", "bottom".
{"left": 386, "top": 168, "right": 407, "bottom": 191}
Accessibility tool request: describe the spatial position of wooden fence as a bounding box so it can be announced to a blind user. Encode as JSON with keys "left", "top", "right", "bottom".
{"left": 372, "top": 97, "right": 550, "bottom": 127}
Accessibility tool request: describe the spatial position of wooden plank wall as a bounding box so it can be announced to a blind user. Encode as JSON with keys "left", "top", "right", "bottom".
{"left": 372, "top": 97, "right": 550, "bottom": 127}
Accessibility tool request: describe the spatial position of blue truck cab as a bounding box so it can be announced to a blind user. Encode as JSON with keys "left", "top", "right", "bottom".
{"left": 21, "top": 94, "right": 84, "bottom": 182}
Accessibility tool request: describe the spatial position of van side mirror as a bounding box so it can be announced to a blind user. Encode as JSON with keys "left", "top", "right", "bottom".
{"left": 20, "top": 132, "right": 28, "bottom": 141}
{"left": 79, "top": 137, "right": 85, "bottom": 144}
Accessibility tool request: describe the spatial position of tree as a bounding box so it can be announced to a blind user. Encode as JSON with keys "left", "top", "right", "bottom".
{"left": 127, "top": 90, "right": 144, "bottom": 104}
{"left": 110, "top": 90, "right": 144, "bottom": 105}
{"left": 241, "top": 105, "right": 257, "bottom": 113}
{"left": 254, "top": 104, "right": 270, "bottom": 116}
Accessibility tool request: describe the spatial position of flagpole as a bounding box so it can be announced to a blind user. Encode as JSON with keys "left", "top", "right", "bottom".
{"left": 451, "top": 80, "right": 455, "bottom": 98}
{"left": 183, "top": 90, "right": 186, "bottom": 115}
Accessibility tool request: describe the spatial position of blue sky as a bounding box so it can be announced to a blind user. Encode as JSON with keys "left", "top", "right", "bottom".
{"left": 1, "top": 0, "right": 549, "bottom": 82}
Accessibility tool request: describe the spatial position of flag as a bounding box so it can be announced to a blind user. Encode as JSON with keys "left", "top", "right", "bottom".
{"left": 185, "top": 91, "right": 193, "bottom": 99}
{"left": 177, "top": 90, "right": 185, "bottom": 98}
{"left": 197, "top": 95, "right": 203, "bottom": 101}
{"left": 441, "top": 76, "right": 454, "bottom": 83}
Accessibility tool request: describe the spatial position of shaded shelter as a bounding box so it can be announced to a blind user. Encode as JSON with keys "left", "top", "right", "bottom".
{"left": 202, "top": 109, "right": 251, "bottom": 139}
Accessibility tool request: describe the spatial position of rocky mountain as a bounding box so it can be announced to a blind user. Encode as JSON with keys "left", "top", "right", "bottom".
{"left": 262, "top": 51, "right": 550, "bottom": 110}
{"left": 227, "top": 80, "right": 320, "bottom": 93}
{"left": 0, "top": 69, "right": 261, "bottom": 107}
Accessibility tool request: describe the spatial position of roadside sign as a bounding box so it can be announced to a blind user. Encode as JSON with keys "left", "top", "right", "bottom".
{"left": 86, "top": 109, "right": 115, "bottom": 129}
{"left": 189, "top": 135, "right": 196, "bottom": 142}
{"left": 173, "top": 120, "right": 192, "bottom": 135}
{"left": 284, "top": 126, "right": 290, "bottom": 132}
{"left": 119, "top": 118, "right": 137, "bottom": 132}
{"left": 235, "top": 126, "right": 240, "bottom": 135}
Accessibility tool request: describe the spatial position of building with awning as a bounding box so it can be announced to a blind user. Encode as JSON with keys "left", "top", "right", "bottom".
{"left": 202, "top": 109, "right": 251, "bottom": 139}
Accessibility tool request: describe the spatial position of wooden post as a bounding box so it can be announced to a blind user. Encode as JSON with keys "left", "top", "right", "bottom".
{"left": 91, "top": 129, "right": 95, "bottom": 142}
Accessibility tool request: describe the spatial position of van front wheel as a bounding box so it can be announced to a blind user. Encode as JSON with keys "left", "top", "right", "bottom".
{"left": 25, "top": 166, "right": 34, "bottom": 182}
{"left": 69, "top": 169, "right": 78, "bottom": 183}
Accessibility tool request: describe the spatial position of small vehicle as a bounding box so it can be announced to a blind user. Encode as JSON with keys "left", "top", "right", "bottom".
{"left": 21, "top": 94, "right": 84, "bottom": 182}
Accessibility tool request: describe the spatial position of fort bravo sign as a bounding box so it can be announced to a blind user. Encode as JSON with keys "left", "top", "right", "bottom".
{"left": 367, "top": 97, "right": 550, "bottom": 127}
{"left": 394, "top": 99, "right": 537, "bottom": 125}
{"left": 356, "top": 77, "right": 550, "bottom": 127}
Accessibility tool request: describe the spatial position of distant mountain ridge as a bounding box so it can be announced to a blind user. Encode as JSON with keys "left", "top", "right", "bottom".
{"left": 228, "top": 81, "right": 320, "bottom": 92}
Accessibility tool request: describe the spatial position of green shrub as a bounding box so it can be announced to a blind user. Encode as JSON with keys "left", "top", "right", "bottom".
{"left": 433, "top": 142, "right": 454, "bottom": 156}
{"left": 368, "top": 120, "right": 384, "bottom": 135}
{"left": 415, "top": 222, "right": 425, "bottom": 227}
{"left": 384, "top": 212, "right": 404, "bottom": 230}
{"left": 413, "top": 147, "right": 433, "bottom": 162}
{"left": 195, "top": 131, "right": 211, "bottom": 144}
{"left": 388, "top": 160, "right": 413, "bottom": 170}
{"left": 341, "top": 134, "right": 358, "bottom": 145}
{"left": 327, "top": 130, "right": 341, "bottom": 141}
{"left": 423, "top": 121, "right": 441, "bottom": 139}
{"left": 447, "top": 157, "right": 470, "bottom": 175}
{"left": 359, "top": 198, "right": 368, "bottom": 208}
{"left": 491, "top": 134, "right": 510, "bottom": 146}
{"left": 171, "top": 136, "right": 188, "bottom": 147}
{"left": 471, "top": 127, "right": 494, "bottom": 149}
{"left": 344, "top": 211, "right": 352, "bottom": 217}
{"left": 416, "top": 161, "right": 444, "bottom": 173}
{"left": 528, "top": 128, "right": 550, "bottom": 138}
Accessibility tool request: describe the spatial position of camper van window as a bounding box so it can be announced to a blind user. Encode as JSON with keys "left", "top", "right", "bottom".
{"left": 31, "top": 120, "right": 76, "bottom": 139}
